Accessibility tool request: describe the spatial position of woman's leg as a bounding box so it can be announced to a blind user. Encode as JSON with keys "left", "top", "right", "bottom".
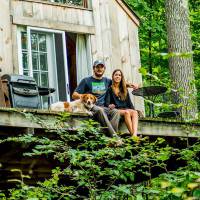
{"left": 119, "top": 110, "right": 133, "bottom": 135}
{"left": 128, "top": 109, "right": 138, "bottom": 136}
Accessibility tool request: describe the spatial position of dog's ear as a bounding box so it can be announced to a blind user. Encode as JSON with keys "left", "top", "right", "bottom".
{"left": 80, "top": 94, "right": 86, "bottom": 100}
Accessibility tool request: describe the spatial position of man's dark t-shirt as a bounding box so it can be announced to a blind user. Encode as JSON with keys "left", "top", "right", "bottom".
{"left": 74, "top": 76, "right": 112, "bottom": 106}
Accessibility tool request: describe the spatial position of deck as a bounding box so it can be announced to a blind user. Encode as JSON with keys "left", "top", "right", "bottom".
{"left": 0, "top": 108, "right": 199, "bottom": 137}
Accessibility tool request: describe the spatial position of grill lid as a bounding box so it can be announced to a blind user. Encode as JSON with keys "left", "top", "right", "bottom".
{"left": 12, "top": 87, "right": 39, "bottom": 96}
{"left": 1, "top": 74, "right": 37, "bottom": 85}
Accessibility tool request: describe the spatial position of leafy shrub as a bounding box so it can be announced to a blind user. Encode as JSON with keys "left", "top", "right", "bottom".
{"left": 0, "top": 113, "right": 199, "bottom": 199}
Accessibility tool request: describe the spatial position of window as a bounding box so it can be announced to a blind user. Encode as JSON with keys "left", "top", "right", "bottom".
{"left": 46, "top": 0, "right": 89, "bottom": 8}
{"left": 18, "top": 27, "right": 70, "bottom": 108}
{"left": 21, "top": 32, "right": 49, "bottom": 86}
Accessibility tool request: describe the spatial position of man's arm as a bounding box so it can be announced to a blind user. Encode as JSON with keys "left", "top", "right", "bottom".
{"left": 126, "top": 82, "right": 139, "bottom": 90}
{"left": 72, "top": 78, "right": 87, "bottom": 100}
{"left": 72, "top": 91, "right": 82, "bottom": 100}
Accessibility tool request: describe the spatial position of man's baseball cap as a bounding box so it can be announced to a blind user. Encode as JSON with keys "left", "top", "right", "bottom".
{"left": 93, "top": 60, "right": 106, "bottom": 68}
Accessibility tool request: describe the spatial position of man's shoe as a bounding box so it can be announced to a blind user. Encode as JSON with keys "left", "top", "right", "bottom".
{"left": 115, "top": 138, "right": 124, "bottom": 147}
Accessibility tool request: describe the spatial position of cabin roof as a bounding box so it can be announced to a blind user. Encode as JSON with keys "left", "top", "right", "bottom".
{"left": 116, "top": 0, "right": 141, "bottom": 26}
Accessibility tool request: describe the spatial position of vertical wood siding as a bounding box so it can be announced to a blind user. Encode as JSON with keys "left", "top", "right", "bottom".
{"left": 90, "top": 0, "right": 103, "bottom": 62}
{"left": 99, "top": 0, "right": 112, "bottom": 75}
{"left": 11, "top": 1, "right": 94, "bottom": 31}
{"left": 90, "top": 0, "right": 143, "bottom": 110}
{"left": 91, "top": 0, "right": 141, "bottom": 80}
{"left": 0, "top": 0, "right": 13, "bottom": 75}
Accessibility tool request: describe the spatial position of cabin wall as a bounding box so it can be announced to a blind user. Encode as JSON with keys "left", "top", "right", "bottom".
{"left": 9, "top": 0, "right": 95, "bottom": 74}
{"left": 0, "top": 0, "right": 13, "bottom": 75}
{"left": 1, "top": 0, "right": 95, "bottom": 75}
{"left": 90, "top": 0, "right": 143, "bottom": 111}
{"left": 11, "top": 0, "right": 94, "bottom": 32}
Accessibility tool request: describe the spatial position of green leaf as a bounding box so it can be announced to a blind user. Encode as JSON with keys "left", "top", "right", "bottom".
{"left": 136, "top": 194, "right": 144, "bottom": 200}
{"left": 193, "top": 189, "right": 200, "bottom": 198}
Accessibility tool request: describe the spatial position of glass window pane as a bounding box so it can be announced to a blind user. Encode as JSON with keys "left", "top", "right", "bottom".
{"left": 32, "top": 52, "right": 39, "bottom": 70}
{"left": 22, "top": 52, "right": 28, "bottom": 69}
{"left": 21, "top": 32, "right": 27, "bottom": 50}
{"left": 23, "top": 70, "right": 30, "bottom": 76}
{"left": 31, "top": 33, "right": 38, "bottom": 51}
{"left": 52, "top": 0, "right": 84, "bottom": 6}
{"left": 48, "top": 0, "right": 87, "bottom": 7}
{"left": 33, "top": 71, "right": 40, "bottom": 85}
{"left": 39, "top": 34, "right": 47, "bottom": 52}
{"left": 41, "top": 72, "right": 49, "bottom": 87}
{"left": 41, "top": 96, "right": 48, "bottom": 109}
{"left": 40, "top": 53, "right": 48, "bottom": 71}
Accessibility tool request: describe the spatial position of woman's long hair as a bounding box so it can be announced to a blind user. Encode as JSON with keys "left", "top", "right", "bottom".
{"left": 111, "top": 69, "right": 127, "bottom": 101}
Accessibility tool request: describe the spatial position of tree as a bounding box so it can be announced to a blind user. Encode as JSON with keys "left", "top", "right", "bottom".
{"left": 190, "top": 0, "right": 200, "bottom": 110}
{"left": 165, "top": 0, "right": 198, "bottom": 119}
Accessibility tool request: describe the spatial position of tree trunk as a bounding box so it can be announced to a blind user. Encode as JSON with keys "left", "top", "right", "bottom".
{"left": 165, "top": 0, "right": 198, "bottom": 119}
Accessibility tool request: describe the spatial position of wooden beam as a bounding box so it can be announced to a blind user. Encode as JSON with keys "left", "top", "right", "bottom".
{"left": 0, "top": 108, "right": 199, "bottom": 138}
{"left": 83, "top": 0, "right": 88, "bottom": 8}
{"left": 120, "top": 119, "right": 200, "bottom": 138}
{"left": 0, "top": 108, "right": 88, "bottom": 129}
{"left": 0, "top": 80, "right": 6, "bottom": 107}
{"left": 12, "top": 16, "right": 95, "bottom": 34}
{"left": 115, "top": 0, "right": 140, "bottom": 26}
{"left": 17, "top": 0, "right": 92, "bottom": 11}
{"left": 0, "top": 80, "right": 11, "bottom": 107}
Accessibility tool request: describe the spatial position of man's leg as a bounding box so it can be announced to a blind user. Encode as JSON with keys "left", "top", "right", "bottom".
{"left": 104, "top": 107, "right": 120, "bottom": 133}
{"left": 91, "top": 105, "right": 118, "bottom": 137}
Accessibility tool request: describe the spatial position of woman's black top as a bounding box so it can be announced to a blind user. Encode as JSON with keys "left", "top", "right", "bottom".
{"left": 105, "top": 87, "right": 134, "bottom": 109}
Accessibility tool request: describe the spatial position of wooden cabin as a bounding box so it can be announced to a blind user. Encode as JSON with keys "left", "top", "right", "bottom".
{"left": 0, "top": 0, "right": 144, "bottom": 111}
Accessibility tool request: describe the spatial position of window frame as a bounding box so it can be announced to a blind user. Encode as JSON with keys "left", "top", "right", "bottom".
{"left": 17, "top": 26, "right": 70, "bottom": 102}
{"left": 17, "top": 0, "right": 92, "bottom": 9}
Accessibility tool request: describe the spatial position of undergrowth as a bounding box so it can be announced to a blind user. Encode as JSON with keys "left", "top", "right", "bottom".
{"left": 0, "top": 113, "right": 199, "bottom": 199}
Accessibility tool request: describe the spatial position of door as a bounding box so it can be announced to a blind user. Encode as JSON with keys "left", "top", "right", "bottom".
{"left": 18, "top": 27, "right": 70, "bottom": 108}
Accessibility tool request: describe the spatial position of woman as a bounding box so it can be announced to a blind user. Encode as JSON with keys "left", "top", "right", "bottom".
{"left": 105, "top": 69, "right": 138, "bottom": 137}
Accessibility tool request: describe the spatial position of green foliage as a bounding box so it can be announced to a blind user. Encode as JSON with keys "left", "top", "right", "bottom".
{"left": 0, "top": 113, "right": 199, "bottom": 199}
{"left": 125, "top": 0, "right": 200, "bottom": 115}
{"left": 190, "top": 0, "right": 200, "bottom": 110}
{"left": 135, "top": 170, "right": 200, "bottom": 199}
{"left": 125, "top": 0, "right": 168, "bottom": 85}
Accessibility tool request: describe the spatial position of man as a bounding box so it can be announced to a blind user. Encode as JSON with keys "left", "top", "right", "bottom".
{"left": 72, "top": 60, "right": 138, "bottom": 137}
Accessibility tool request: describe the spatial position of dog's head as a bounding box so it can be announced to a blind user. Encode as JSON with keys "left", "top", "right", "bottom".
{"left": 81, "top": 94, "right": 97, "bottom": 109}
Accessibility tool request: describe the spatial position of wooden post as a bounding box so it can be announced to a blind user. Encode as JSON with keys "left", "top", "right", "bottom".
{"left": 83, "top": 0, "right": 88, "bottom": 8}
{"left": 0, "top": 80, "right": 6, "bottom": 107}
{"left": 0, "top": 79, "right": 10, "bottom": 107}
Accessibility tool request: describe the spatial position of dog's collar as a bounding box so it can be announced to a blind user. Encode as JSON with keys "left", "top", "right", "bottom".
{"left": 84, "top": 104, "right": 94, "bottom": 110}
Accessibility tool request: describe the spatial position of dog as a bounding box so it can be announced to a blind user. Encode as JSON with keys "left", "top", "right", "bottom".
{"left": 50, "top": 94, "right": 97, "bottom": 116}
